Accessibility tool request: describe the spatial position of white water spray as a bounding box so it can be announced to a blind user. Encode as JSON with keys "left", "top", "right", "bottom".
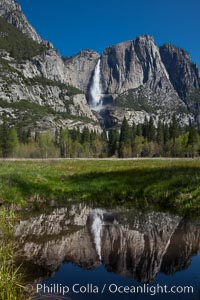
{"left": 90, "top": 209, "right": 105, "bottom": 261}
{"left": 90, "top": 59, "right": 103, "bottom": 110}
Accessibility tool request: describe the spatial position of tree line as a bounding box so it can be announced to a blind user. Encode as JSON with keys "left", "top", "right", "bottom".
{"left": 0, "top": 115, "right": 199, "bottom": 158}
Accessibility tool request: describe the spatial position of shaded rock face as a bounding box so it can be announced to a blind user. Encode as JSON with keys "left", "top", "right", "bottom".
{"left": 161, "top": 219, "right": 200, "bottom": 275}
{"left": 159, "top": 44, "right": 200, "bottom": 100}
{"left": 95, "top": 35, "right": 194, "bottom": 126}
{"left": 159, "top": 44, "right": 200, "bottom": 124}
{"left": 0, "top": 0, "right": 42, "bottom": 42}
{"left": 15, "top": 206, "right": 200, "bottom": 284}
{"left": 100, "top": 35, "right": 171, "bottom": 96}
{"left": 100, "top": 210, "right": 181, "bottom": 282}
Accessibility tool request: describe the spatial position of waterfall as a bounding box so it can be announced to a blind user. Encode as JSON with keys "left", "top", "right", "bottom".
{"left": 90, "top": 209, "right": 105, "bottom": 261}
{"left": 90, "top": 59, "right": 103, "bottom": 110}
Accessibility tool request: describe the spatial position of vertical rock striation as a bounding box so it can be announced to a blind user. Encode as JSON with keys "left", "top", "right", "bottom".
{"left": 1, "top": 0, "right": 200, "bottom": 128}
{"left": 159, "top": 43, "right": 200, "bottom": 100}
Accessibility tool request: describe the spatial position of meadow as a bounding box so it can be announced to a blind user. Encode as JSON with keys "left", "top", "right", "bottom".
{"left": 0, "top": 158, "right": 200, "bottom": 217}
{"left": 0, "top": 158, "right": 200, "bottom": 299}
{"left": 0, "top": 209, "right": 25, "bottom": 300}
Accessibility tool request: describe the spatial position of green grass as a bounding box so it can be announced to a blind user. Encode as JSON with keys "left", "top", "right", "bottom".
{"left": 0, "top": 209, "right": 26, "bottom": 300}
{"left": 0, "top": 159, "right": 200, "bottom": 216}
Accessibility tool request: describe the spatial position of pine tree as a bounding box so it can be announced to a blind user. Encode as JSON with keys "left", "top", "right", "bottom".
{"left": 108, "top": 129, "right": 119, "bottom": 157}
{"left": 157, "top": 119, "right": 164, "bottom": 155}
{"left": 118, "top": 117, "right": 132, "bottom": 158}
{"left": 170, "top": 114, "right": 181, "bottom": 140}
{"left": 132, "top": 122, "right": 136, "bottom": 139}
{"left": 142, "top": 116, "right": 149, "bottom": 139}
{"left": 59, "top": 128, "right": 71, "bottom": 158}
{"left": 0, "top": 120, "right": 9, "bottom": 157}
{"left": 170, "top": 114, "right": 181, "bottom": 156}
{"left": 8, "top": 128, "right": 19, "bottom": 157}
{"left": 131, "top": 122, "right": 136, "bottom": 155}
{"left": 0, "top": 122, "right": 19, "bottom": 158}
{"left": 147, "top": 116, "right": 156, "bottom": 141}
{"left": 70, "top": 128, "right": 80, "bottom": 142}
{"left": 81, "top": 127, "right": 90, "bottom": 144}
{"left": 136, "top": 124, "right": 143, "bottom": 137}
{"left": 99, "top": 130, "right": 108, "bottom": 157}
{"left": 187, "top": 125, "right": 198, "bottom": 158}
{"left": 163, "top": 123, "right": 170, "bottom": 155}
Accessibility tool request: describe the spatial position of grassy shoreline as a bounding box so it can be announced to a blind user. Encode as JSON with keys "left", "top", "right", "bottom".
{"left": 0, "top": 159, "right": 199, "bottom": 299}
{"left": 0, "top": 159, "right": 200, "bottom": 216}
{"left": 0, "top": 209, "right": 26, "bottom": 300}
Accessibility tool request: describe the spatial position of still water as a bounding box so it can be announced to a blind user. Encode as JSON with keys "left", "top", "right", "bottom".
{"left": 15, "top": 204, "right": 200, "bottom": 299}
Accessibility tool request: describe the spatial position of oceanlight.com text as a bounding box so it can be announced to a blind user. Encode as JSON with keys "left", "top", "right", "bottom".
{"left": 36, "top": 283, "right": 194, "bottom": 296}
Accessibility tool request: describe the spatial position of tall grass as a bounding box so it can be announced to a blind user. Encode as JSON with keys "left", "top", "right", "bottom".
{"left": 0, "top": 159, "right": 200, "bottom": 216}
{"left": 0, "top": 209, "right": 25, "bottom": 300}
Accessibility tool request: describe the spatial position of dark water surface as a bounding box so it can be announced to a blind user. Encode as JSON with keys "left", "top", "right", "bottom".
{"left": 15, "top": 204, "right": 200, "bottom": 299}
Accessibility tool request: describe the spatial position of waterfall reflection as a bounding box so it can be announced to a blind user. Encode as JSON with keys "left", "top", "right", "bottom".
{"left": 15, "top": 205, "right": 200, "bottom": 284}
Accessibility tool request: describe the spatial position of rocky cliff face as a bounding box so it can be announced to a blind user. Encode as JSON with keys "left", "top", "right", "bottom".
{"left": 0, "top": 12, "right": 101, "bottom": 132}
{"left": 97, "top": 35, "right": 198, "bottom": 126}
{"left": 161, "top": 219, "right": 200, "bottom": 275}
{"left": 159, "top": 44, "right": 200, "bottom": 123}
{"left": 0, "top": 0, "right": 42, "bottom": 42}
{"left": 101, "top": 210, "right": 181, "bottom": 282}
{"left": 64, "top": 35, "right": 199, "bottom": 127}
{"left": 15, "top": 205, "right": 98, "bottom": 272}
{"left": 64, "top": 50, "right": 100, "bottom": 93}
{"left": 100, "top": 35, "right": 171, "bottom": 95}
{"left": 0, "top": 51, "right": 101, "bottom": 132}
{"left": 14, "top": 206, "right": 200, "bottom": 285}
{"left": 159, "top": 44, "right": 200, "bottom": 100}
{"left": 1, "top": 0, "right": 200, "bottom": 130}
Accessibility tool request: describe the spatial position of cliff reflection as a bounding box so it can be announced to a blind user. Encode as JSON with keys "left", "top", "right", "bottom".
{"left": 15, "top": 205, "right": 200, "bottom": 283}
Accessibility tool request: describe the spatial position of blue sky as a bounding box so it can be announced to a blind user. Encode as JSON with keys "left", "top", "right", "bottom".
{"left": 18, "top": 0, "right": 200, "bottom": 66}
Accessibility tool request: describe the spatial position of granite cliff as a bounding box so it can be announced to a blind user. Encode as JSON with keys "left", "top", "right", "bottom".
{"left": 15, "top": 207, "right": 200, "bottom": 284}
{"left": 0, "top": 0, "right": 42, "bottom": 42}
{"left": 0, "top": 0, "right": 200, "bottom": 131}
{"left": 94, "top": 35, "right": 199, "bottom": 127}
{"left": 0, "top": 0, "right": 101, "bottom": 132}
